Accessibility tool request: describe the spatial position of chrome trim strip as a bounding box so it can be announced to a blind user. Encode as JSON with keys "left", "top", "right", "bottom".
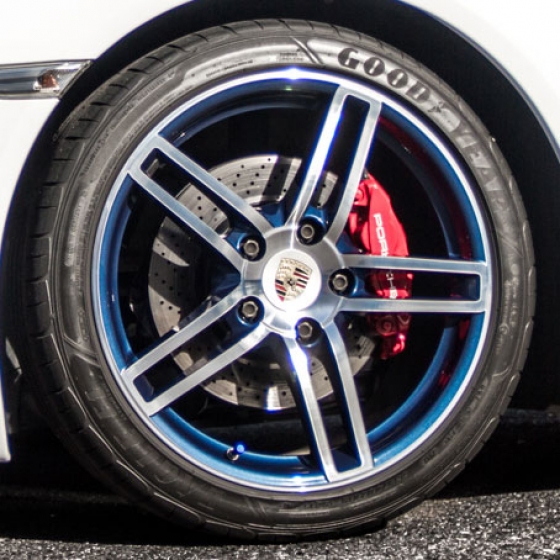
{"left": 0, "top": 380, "right": 10, "bottom": 461}
{"left": 0, "top": 60, "right": 90, "bottom": 98}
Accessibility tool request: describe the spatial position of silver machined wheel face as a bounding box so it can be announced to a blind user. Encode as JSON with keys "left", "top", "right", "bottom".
{"left": 92, "top": 68, "right": 493, "bottom": 491}
{"left": 148, "top": 155, "right": 373, "bottom": 409}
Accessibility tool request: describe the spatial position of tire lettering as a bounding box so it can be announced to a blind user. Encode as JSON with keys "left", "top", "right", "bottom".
{"left": 336, "top": 47, "right": 430, "bottom": 102}
{"left": 338, "top": 47, "right": 360, "bottom": 70}
{"left": 374, "top": 213, "right": 389, "bottom": 256}
{"left": 407, "top": 82, "right": 431, "bottom": 103}
{"left": 388, "top": 69, "right": 408, "bottom": 88}
{"left": 374, "top": 213, "right": 398, "bottom": 299}
{"left": 364, "top": 57, "right": 385, "bottom": 77}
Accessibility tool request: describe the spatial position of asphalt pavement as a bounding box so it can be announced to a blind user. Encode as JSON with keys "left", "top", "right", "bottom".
{"left": 0, "top": 409, "right": 559, "bottom": 559}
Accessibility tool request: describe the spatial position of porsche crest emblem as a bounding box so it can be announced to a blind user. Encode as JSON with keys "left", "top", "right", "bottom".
{"left": 274, "top": 258, "right": 312, "bottom": 302}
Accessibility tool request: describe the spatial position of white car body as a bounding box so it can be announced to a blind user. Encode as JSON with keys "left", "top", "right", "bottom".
{"left": 0, "top": 0, "right": 556, "bottom": 535}
{"left": 0, "top": 1, "right": 558, "bottom": 264}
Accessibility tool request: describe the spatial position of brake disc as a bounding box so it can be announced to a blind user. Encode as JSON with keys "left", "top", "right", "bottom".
{"left": 148, "top": 155, "right": 375, "bottom": 410}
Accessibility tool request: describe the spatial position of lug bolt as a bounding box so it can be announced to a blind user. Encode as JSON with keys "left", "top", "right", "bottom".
{"left": 240, "top": 300, "right": 260, "bottom": 323}
{"left": 241, "top": 237, "right": 261, "bottom": 260}
{"left": 299, "top": 223, "right": 316, "bottom": 244}
{"left": 331, "top": 272, "right": 350, "bottom": 294}
{"left": 297, "top": 320, "right": 314, "bottom": 342}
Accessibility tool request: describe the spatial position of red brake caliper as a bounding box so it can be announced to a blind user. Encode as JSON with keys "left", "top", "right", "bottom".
{"left": 347, "top": 173, "right": 413, "bottom": 359}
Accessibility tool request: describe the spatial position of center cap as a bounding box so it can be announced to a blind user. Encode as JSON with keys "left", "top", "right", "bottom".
{"left": 262, "top": 250, "right": 322, "bottom": 312}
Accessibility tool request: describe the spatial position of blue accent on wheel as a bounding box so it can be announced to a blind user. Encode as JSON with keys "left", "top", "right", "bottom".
{"left": 93, "top": 69, "right": 494, "bottom": 491}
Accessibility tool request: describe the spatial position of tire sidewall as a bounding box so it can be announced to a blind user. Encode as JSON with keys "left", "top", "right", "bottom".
{"left": 47, "top": 23, "right": 529, "bottom": 530}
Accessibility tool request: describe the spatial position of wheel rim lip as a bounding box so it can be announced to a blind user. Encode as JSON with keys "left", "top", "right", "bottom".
{"left": 91, "top": 67, "right": 494, "bottom": 492}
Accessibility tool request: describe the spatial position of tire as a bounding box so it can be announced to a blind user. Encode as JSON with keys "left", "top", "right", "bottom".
{"left": 23, "top": 20, "right": 534, "bottom": 540}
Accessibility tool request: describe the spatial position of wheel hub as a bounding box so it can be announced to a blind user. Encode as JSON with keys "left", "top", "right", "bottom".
{"left": 148, "top": 155, "right": 374, "bottom": 410}
{"left": 262, "top": 249, "right": 322, "bottom": 312}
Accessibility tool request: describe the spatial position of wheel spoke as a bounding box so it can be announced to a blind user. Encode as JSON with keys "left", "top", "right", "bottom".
{"left": 285, "top": 330, "right": 373, "bottom": 483}
{"left": 342, "top": 254, "right": 488, "bottom": 276}
{"left": 150, "top": 136, "right": 273, "bottom": 235}
{"left": 323, "top": 322, "right": 373, "bottom": 471}
{"left": 342, "top": 296, "right": 487, "bottom": 314}
{"left": 285, "top": 85, "right": 381, "bottom": 234}
{"left": 122, "top": 287, "right": 245, "bottom": 386}
{"left": 341, "top": 255, "right": 489, "bottom": 314}
{"left": 142, "top": 324, "right": 269, "bottom": 416}
{"left": 325, "top": 100, "right": 382, "bottom": 243}
{"left": 286, "top": 87, "right": 348, "bottom": 226}
{"left": 129, "top": 168, "right": 245, "bottom": 271}
{"left": 284, "top": 338, "right": 338, "bottom": 481}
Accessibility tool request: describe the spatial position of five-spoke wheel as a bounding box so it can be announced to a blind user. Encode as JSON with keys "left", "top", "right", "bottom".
{"left": 23, "top": 21, "right": 533, "bottom": 538}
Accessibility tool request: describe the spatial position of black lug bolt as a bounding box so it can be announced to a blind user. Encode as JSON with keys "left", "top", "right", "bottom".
{"left": 299, "top": 223, "right": 316, "bottom": 244}
{"left": 331, "top": 272, "right": 350, "bottom": 294}
{"left": 240, "top": 300, "right": 260, "bottom": 322}
{"left": 297, "top": 321, "right": 314, "bottom": 341}
{"left": 241, "top": 238, "right": 261, "bottom": 260}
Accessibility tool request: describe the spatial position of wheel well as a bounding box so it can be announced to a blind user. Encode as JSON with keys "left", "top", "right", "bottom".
{"left": 9, "top": 0, "right": 560, "bottom": 408}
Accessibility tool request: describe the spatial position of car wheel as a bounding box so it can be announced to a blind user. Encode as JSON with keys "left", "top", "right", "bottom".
{"left": 23, "top": 20, "right": 534, "bottom": 539}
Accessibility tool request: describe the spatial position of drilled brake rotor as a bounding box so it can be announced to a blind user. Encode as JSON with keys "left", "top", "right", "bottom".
{"left": 148, "top": 155, "right": 375, "bottom": 411}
